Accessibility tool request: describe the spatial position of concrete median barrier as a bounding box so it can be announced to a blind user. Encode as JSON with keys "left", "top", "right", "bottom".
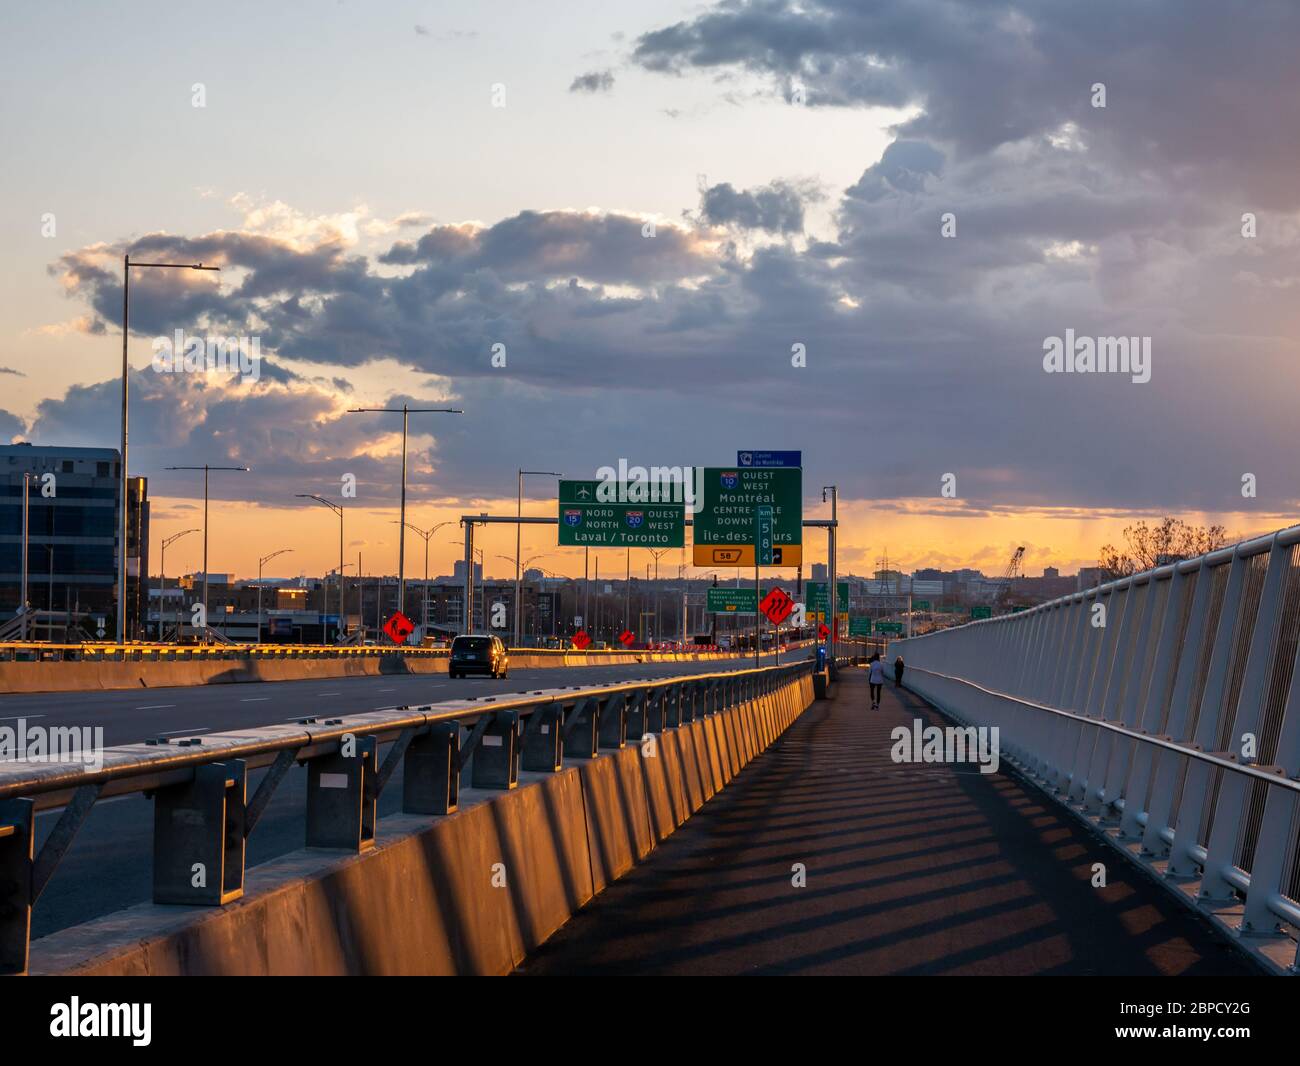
{"left": 29, "top": 668, "right": 816, "bottom": 976}
{"left": 0, "top": 647, "right": 743, "bottom": 693}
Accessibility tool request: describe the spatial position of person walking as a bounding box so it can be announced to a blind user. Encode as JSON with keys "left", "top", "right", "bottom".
{"left": 894, "top": 655, "right": 905, "bottom": 687}
{"left": 868, "top": 653, "right": 886, "bottom": 709}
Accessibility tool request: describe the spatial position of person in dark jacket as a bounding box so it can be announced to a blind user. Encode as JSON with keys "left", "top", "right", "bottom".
{"left": 893, "top": 655, "right": 905, "bottom": 687}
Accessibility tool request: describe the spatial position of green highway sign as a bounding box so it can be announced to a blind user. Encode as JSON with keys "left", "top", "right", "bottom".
{"left": 875, "top": 621, "right": 905, "bottom": 634}
{"left": 912, "top": 600, "right": 931, "bottom": 611}
{"left": 970, "top": 605, "right": 993, "bottom": 619}
{"left": 706, "top": 587, "right": 758, "bottom": 615}
{"left": 806, "top": 581, "right": 849, "bottom": 614}
{"left": 558, "top": 481, "right": 684, "bottom": 547}
{"left": 849, "top": 617, "right": 872, "bottom": 636}
{"left": 693, "top": 466, "right": 802, "bottom": 567}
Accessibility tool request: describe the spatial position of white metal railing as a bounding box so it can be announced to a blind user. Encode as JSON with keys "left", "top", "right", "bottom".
{"left": 893, "top": 524, "right": 1300, "bottom": 974}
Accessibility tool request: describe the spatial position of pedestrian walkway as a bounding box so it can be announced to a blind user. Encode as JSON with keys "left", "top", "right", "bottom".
{"left": 520, "top": 668, "right": 1255, "bottom": 975}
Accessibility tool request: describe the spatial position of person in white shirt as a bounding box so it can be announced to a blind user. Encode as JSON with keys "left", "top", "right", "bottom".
{"left": 868, "top": 654, "right": 886, "bottom": 709}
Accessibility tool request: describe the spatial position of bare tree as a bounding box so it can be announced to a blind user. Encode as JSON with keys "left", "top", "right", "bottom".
{"left": 1099, "top": 518, "right": 1228, "bottom": 580}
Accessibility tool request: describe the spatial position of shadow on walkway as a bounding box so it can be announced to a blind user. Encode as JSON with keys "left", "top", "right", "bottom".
{"left": 519, "top": 669, "right": 1254, "bottom": 976}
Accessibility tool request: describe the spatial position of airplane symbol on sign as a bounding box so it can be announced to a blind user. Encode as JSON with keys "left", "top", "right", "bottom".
{"left": 576, "top": 485, "right": 591, "bottom": 499}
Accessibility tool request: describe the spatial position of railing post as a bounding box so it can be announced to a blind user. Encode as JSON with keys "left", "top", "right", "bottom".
{"left": 625, "top": 690, "right": 648, "bottom": 741}
{"left": 521, "top": 705, "right": 564, "bottom": 772}
{"left": 0, "top": 798, "right": 34, "bottom": 976}
{"left": 403, "top": 721, "right": 460, "bottom": 815}
{"left": 1168, "top": 551, "right": 1246, "bottom": 878}
{"left": 1200, "top": 537, "right": 1287, "bottom": 901}
{"left": 153, "top": 760, "right": 247, "bottom": 904}
{"left": 1240, "top": 623, "right": 1300, "bottom": 936}
{"left": 306, "top": 737, "right": 378, "bottom": 851}
{"left": 563, "top": 697, "right": 599, "bottom": 759}
{"left": 663, "top": 684, "right": 682, "bottom": 728}
{"left": 645, "top": 687, "right": 666, "bottom": 733}
{"left": 598, "top": 693, "right": 628, "bottom": 749}
{"left": 470, "top": 711, "right": 521, "bottom": 789}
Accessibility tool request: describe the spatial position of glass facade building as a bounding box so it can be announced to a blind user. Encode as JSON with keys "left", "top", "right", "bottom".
{"left": 0, "top": 443, "right": 149, "bottom": 639}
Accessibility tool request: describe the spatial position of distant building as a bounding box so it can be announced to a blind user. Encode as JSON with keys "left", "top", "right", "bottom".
{"left": 810, "top": 563, "right": 827, "bottom": 580}
{"left": 1043, "top": 566, "right": 1059, "bottom": 579}
{"left": 452, "top": 559, "right": 482, "bottom": 584}
{"left": 1, "top": 443, "right": 149, "bottom": 639}
{"left": 1077, "top": 566, "right": 1107, "bottom": 590}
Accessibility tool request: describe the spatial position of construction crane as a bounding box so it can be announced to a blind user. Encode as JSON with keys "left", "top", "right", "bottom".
{"left": 993, "top": 546, "right": 1025, "bottom": 610}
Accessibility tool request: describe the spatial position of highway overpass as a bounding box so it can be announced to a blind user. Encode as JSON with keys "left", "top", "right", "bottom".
{"left": 3, "top": 527, "right": 1299, "bottom": 984}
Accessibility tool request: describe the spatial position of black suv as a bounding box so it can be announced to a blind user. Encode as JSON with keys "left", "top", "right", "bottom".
{"left": 449, "top": 634, "right": 509, "bottom": 679}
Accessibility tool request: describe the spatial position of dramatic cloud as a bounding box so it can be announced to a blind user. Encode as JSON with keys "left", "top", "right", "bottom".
{"left": 632, "top": 1, "right": 1300, "bottom": 207}
{"left": 569, "top": 70, "right": 614, "bottom": 93}
{"left": 699, "top": 180, "right": 814, "bottom": 234}
{"left": 32, "top": 3, "right": 1300, "bottom": 522}
{"left": 0, "top": 409, "right": 26, "bottom": 442}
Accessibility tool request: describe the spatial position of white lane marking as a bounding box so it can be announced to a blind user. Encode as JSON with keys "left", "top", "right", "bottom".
{"left": 136, "top": 704, "right": 176, "bottom": 710}
{"left": 156, "top": 727, "right": 210, "bottom": 737}
{"left": 319, "top": 691, "right": 341, "bottom": 696}
{"left": 0, "top": 714, "right": 45, "bottom": 721}
{"left": 240, "top": 698, "right": 270, "bottom": 703}
{"left": 377, "top": 687, "right": 395, "bottom": 692}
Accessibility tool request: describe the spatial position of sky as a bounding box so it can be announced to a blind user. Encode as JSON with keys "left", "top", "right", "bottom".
{"left": 2, "top": 0, "right": 1298, "bottom": 583}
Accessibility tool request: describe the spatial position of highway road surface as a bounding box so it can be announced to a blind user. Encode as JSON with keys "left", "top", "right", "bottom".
{"left": 6, "top": 653, "right": 804, "bottom": 941}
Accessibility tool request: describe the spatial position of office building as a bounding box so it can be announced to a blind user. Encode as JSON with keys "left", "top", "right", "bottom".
{"left": 0, "top": 443, "right": 149, "bottom": 639}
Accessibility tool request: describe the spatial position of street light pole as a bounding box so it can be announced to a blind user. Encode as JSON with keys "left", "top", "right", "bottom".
{"left": 257, "top": 548, "right": 292, "bottom": 643}
{"left": 346, "top": 406, "right": 463, "bottom": 615}
{"left": 297, "top": 494, "right": 345, "bottom": 641}
{"left": 159, "top": 528, "right": 199, "bottom": 641}
{"left": 20, "top": 472, "right": 32, "bottom": 625}
{"left": 514, "top": 470, "right": 562, "bottom": 646}
{"left": 649, "top": 548, "right": 670, "bottom": 645}
{"left": 165, "top": 465, "right": 248, "bottom": 635}
{"left": 823, "top": 485, "right": 838, "bottom": 671}
{"left": 395, "top": 520, "right": 451, "bottom": 632}
{"left": 117, "top": 256, "right": 220, "bottom": 643}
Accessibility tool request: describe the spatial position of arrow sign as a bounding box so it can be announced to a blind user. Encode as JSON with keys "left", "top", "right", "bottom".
{"left": 382, "top": 610, "right": 414, "bottom": 645}
{"left": 759, "top": 586, "right": 794, "bottom": 625}
{"left": 818, "top": 622, "right": 830, "bottom": 641}
{"left": 618, "top": 629, "right": 636, "bottom": 648}
{"left": 572, "top": 630, "right": 592, "bottom": 650}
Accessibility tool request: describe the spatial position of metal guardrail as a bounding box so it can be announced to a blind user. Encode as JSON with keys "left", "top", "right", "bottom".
{"left": 0, "top": 658, "right": 816, "bottom": 975}
{"left": 893, "top": 524, "right": 1300, "bottom": 974}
